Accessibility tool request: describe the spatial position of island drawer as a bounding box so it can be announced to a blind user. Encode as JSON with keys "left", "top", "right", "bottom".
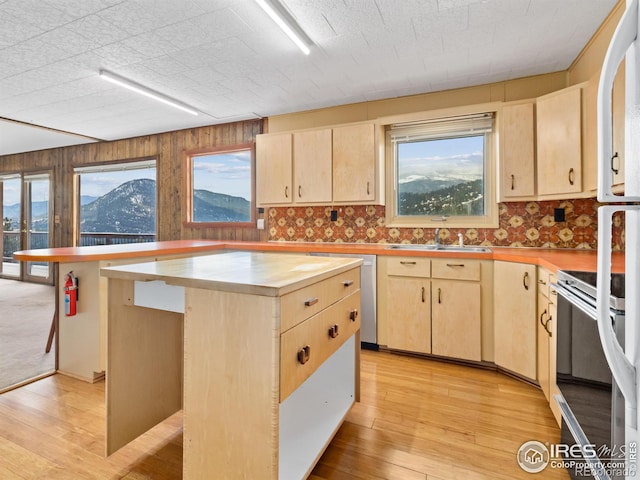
{"left": 280, "top": 267, "right": 360, "bottom": 333}
{"left": 431, "top": 258, "right": 480, "bottom": 281}
{"left": 386, "top": 256, "right": 431, "bottom": 278}
{"left": 280, "top": 290, "right": 361, "bottom": 402}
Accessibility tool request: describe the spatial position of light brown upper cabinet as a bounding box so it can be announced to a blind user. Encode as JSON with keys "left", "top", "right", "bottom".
{"left": 256, "top": 122, "right": 381, "bottom": 206}
{"left": 256, "top": 132, "right": 293, "bottom": 205}
{"left": 293, "top": 128, "right": 332, "bottom": 203}
{"left": 500, "top": 102, "right": 535, "bottom": 200}
{"left": 536, "top": 86, "right": 582, "bottom": 196}
{"left": 333, "top": 123, "right": 376, "bottom": 202}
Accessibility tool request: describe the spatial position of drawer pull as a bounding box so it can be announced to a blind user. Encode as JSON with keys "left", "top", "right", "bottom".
{"left": 400, "top": 261, "right": 416, "bottom": 265}
{"left": 349, "top": 309, "right": 358, "bottom": 322}
{"left": 304, "top": 297, "right": 319, "bottom": 307}
{"left": 523, "top": 271, "right": 530, "bottom": 290}
{"left": 297, "top": 345, "right": 311, "bottom": 365}
{"left": 437, "top": 287, "right": 442, "bottom": 304}
{"left": 328, "top": 324, "right": 339, "bottom": 338}
{"left": 343, "top": 280, "right": 354, "bottom": 287}
{"left": 538, "top": 279, "right": 547, "bottom": 285}
{"left": 446, "top": 263, "right": 465, "bottom": 267}
{"left": 421, "top": 286, "right": 425, "bottom": 303}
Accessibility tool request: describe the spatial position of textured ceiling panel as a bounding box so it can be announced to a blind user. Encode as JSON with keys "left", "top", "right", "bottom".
{"left": 0, "top": 0, "right": 620, "bottom": 155}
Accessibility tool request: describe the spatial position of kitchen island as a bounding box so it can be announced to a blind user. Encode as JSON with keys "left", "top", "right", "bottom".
{"left": 100, "top": 251, "right": 362, "bottom": 479}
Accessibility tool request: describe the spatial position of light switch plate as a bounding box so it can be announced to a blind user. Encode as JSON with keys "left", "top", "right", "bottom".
{"left": 257, "top": 218, "right": 265, "bottom": 230}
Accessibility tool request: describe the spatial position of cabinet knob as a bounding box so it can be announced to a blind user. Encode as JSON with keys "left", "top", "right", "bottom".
{"left": 297, "top": 345, "right": 311, "bottom": 365}
{"left": 349, "top": 309, "right": 358, "bottom": 322}
{"left": 328, "top": 324, "right": 339, "bottom": 338}
{"left": 343, "top": 280, "right": 354, "bottom": 287}
{"left": 304, "top": 297, "right": 318, "bottom": 307}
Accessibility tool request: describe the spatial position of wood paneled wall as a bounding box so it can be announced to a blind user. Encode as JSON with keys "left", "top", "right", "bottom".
{"left": 0, "top": 120, "right": 265, "bottom": 247}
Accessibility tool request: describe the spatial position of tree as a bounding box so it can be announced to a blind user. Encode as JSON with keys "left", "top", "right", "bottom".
{"left": 3, "top": 217, "right": 11, "bottom": 231}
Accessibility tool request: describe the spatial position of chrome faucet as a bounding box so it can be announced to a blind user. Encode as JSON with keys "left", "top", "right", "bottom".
{"left": 434, "top": 228, "right": 441, "bottom": 248}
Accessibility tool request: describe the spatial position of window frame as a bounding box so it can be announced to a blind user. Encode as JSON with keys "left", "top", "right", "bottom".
{"left": 182, "top": 144, "right": 256, "bottom": 228}
{"left": 383, "top": 106, "right": 499, "bottom": 229}
{"left": 73, "top": 158, "right": 158, "bottom": 246}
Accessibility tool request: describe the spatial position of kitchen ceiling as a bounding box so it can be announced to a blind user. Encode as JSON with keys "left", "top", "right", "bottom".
{"left": 0, "top": 0, "right": 618, "bottom": 156}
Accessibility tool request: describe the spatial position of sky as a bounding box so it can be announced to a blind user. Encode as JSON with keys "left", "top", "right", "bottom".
{"left": 192, "top": 151, "right": 251, "bottom": 200}
{"left": 397, "top": 135, "right": 484, "bottom": 184}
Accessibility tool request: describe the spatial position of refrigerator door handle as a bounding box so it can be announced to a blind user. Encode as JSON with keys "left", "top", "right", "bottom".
{"left": 597, "top": 206, "right": 637, "bottom": 418}
{"left": 597, "top": 0, "right": 640, "bottom": 202}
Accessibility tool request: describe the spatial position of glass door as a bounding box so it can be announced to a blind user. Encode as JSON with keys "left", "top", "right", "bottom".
{"left": 0, "top": 174, "right": 21, "bottom": 278}
{"left": 0, "top": 172, "right": 52, "bottom": 283}
{"left": 23, "top": 172, "right": 52, "bottom": 283}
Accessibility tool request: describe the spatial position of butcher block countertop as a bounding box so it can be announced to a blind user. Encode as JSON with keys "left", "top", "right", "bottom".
{"left": 14, "top": 239, "right": 625, "bottom": 273}
{"left": 100, "top": 250, "right": 363, "bottom": 296}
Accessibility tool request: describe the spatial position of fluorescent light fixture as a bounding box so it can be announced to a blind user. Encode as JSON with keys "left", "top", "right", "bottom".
{"left": 255, "top": 0, "right": 312, "bottom": 55}
{"left": 99, "top": 70, "right": 199, "bottom": 115}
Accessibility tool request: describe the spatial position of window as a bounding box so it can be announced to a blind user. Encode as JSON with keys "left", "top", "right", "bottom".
{"left": 386, "top": 112, "right": 497, "bottom": 228}
{"left": 74, "top": 160, "right": 157, "bottom": 246}
{"left": 184, "top": 145, "right": 254, "bottom": 226}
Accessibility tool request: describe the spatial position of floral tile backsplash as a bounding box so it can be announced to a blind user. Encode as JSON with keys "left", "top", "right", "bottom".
{"left": 267, "top": 198, "right": 625, "bottom": 250}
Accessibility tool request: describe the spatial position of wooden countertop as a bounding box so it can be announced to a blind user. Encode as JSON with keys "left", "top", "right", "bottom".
{"left": 14, "top": 239, "right": 625, "bottom": 274}
{"left": 100, "top": 251, "right": 363, "bottom": 296}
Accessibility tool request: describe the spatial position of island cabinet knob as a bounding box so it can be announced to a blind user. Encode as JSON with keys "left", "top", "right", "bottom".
{"left": 304, "top": 297, "right": 319, "bottom": 307}
{"left": 328, "top": 324, "right": 339, "bottom": 338}
{"left": 342, "top": 280, "right": 354, "bottom": 287}
{"left": 297, "top": 345, "right": 311, "bottom": 365}
{"left": 349, "top": 309, "right": 358, "bottom": 322}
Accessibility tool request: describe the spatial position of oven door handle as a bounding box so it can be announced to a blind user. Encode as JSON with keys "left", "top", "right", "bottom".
{"left": 553, "top": 283, "right": 604, "bottom": 323}
{"left": 597, "top": 206, "right": 637, "bottom": 413}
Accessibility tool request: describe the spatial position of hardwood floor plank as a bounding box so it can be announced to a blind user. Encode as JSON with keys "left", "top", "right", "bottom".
{"left": 0, "top": 349, "right": 569, "bottom": 479}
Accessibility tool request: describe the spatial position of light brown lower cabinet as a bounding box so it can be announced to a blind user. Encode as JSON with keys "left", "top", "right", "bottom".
{"left": 102, "top": 253, "right": 362, "bottom": 480}
{"left": 537, "top": 267, "right": 561, "bottom": 427}
{"left": 386, "top": 276, "right": 431, "bottom": 353}
{"left": 431, "top": 279, "right": 481, "bottom": 361}
{"left": 384, "top": 257, "right": 483, "bottom": 362}
{"left": 493, "top": 261, "right": 537, "bottom": 380}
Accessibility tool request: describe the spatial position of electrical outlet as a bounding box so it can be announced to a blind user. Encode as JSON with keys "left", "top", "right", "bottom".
{"left": 330, "top": 210, "right": 338, "bottom": 221}
{"left": 257, "top": 219, "right": 265, "bottom": 230}
{"left": 554, "top": 208, "right": 566, "bottom": 222}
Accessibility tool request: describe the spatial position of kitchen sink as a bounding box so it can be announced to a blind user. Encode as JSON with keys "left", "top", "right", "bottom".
{"left": 386, "top": 244, "right": 491, "bottom": 253}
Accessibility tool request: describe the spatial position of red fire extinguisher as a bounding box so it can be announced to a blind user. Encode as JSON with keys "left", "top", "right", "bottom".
{"left": 64, "top": 271, "right": 78, "bottom": 316}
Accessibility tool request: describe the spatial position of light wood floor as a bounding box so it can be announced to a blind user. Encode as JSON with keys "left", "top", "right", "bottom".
{"left": 0, "top": 350, "right": 569, "bottom": 479}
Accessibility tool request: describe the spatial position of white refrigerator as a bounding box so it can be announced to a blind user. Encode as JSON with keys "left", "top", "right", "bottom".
{"left": 598, "top": 0, "right": 640, "bottom": 477}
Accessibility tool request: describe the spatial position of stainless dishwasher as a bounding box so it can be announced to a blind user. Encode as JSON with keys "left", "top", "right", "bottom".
{"left": 309, "top": 252, "right": 377, "bottom": 349}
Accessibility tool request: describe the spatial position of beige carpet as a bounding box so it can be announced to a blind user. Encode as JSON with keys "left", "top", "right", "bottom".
{"left": 0, "top": 278, "right": 55, "bottom": 391}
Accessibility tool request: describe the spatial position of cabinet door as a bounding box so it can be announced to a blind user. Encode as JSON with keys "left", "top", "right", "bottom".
{"left": 386, "top": 277, "right": 430, "bottom": 353}
{"left": 537, "top": 292, "right": 551, "bottom": 400}
{"left": 431, "top": 279, "right": 481, "bottom": 361}
{"left": 501, "top": 102, "right": 535, "bottom": 198}
{"left": 536, "top": 87, "right": 582, "bottom": 196}
{"left": 256, "top": 133, "right": 293, "bottom": 205}
{"left": 493, "top": 261, "right": 537, "bottom": 379}
{"left": 293, "top": 129, "right": 332, "bottom": 203}
{"left": 333, "top": 123, "right": 375, "bottom": 202}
